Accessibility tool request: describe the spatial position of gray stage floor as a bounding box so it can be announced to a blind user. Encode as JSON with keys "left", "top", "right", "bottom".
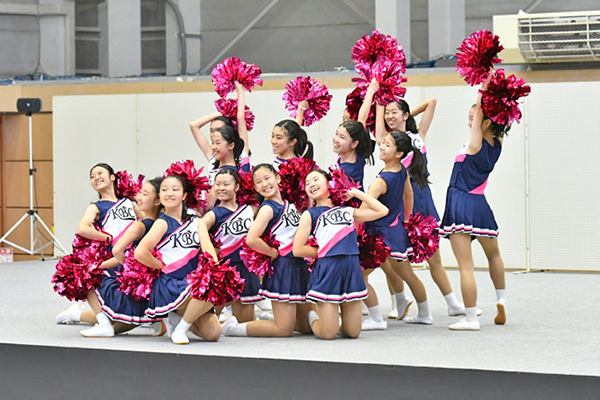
{"left": 1, "top": 260, "right": 598, "bottom": 377}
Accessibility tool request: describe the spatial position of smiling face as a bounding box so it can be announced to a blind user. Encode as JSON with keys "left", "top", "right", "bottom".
{"left": 271, "top": 126, "right": 296, "bottom": 157}
{"left": 385, "top": 102, "right": 408, "bottom": 131}
{"left": 160, "top": 176, "right": 186, "bottom": 210}
{"left": 213, "top": 172, "right": 238, "bottom": 203}
{"left": 379, "top": 134, "right": 402, "bottom": 163}
{"left": 136, "top": 182, "right": 160, "bottom": 213}
{"left": 252, "top": 166, "right": 280, "bottom": 199}
{"left": 332, "top": 126, "right": 358, "bottom": 155}
{"left": 305, "top": 170, "right": 329, "bottom": 201}
{"left": 211, "top": 131, "right": 234, "bottom": 161}
{"left": 90, "top": 166, "right": 115, "bottom": 193}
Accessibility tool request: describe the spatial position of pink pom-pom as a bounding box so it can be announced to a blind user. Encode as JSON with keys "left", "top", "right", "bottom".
{"left": 163, "top": 160, "right": 211, "bottom": 210}
{"left": 117, "top": 250, "right": 160, "bottom": 301}
{"left": 328, "top": 167, "right": 360, "bottom": 207}
{"left": 357, "top": 229, "right": 391, "bottom": 270}
{"left": 403, "top": 213, "right": 440, "bottom": 264}
{"left": 71, "top": 234, "right": 112, "bottom": 269}
{"left": 282, "top": 76, "right": 333, "bottom": 127}
{"left": 236, "top": 171, "right": 260, "bottom": 207}
{"left": 352, "top": 30, "right": 406, "bottom": 72}
{"left": 115, "top": 170, "right": 145, "bottom": 201}
{"left": 187, "top": 252, "right": 245, "bottom": 306}
{"left": 353, "top": 59, "right": 408, "bottom": 106}
{"left": 211, "top": 57, "right": 263, "bottom": 98}
{"left": 214, "top": 98, "right": 255, "bottom": 132}
{"left": 480, "top": 69, "right": 531, "bottom": 126}
{"left": 278, "top": 157, "right": 317, "bottom": 212}
{"left": 51, "top": 254, "right": 105, "bottom": 301}
{"left": 345, "top": 87, "right": 376, "bottom": 132}
{"left": 305, "top": 236, "right": 319, "bottom": 272}
{"left": 456, "top": 30, "right": 504, "bottom": 86}
{"left": 239, "top": 233, "right": 279, "bottom": 278}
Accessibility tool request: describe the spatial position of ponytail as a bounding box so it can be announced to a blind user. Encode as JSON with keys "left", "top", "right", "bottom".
{"left": 389, "top": 100, "right": 418, "bottom": 134}
{"left": 389, "top": 131, "right": 429, "bottom": 189}
{"left": 275, "top": 119, "right": 314, "bottom": 160}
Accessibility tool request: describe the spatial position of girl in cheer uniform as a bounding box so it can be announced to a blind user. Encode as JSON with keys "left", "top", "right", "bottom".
{"left": 293, "top": 170, "right": 388, "bottom": 339}
{"left": 55, "top": 163, "right": 137, "bottom": 325}
{"left": 203, "top": 168, "right": 261, "bottom": 322}
{"left": 441, "top": 90, "right": 508, "bottom": 331}
{"left": 331, "top": 120, "right": 374, "bottom": 191}
{"left": 135, "top": 175, "right": 221, "bottom": 344}
{"left": 81, "top": 177, "right": 165, "bottom": 337}
{"left": 222, "top": 164, "right": 314, "bottom": 337}
{"left": 271, "top": 119, "right": 314, "bottom": 170}
{"left": 361, "top": 131, "right": 433, "bottom": 330}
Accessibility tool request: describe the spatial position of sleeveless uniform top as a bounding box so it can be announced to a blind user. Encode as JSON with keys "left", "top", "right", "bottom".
{"left": 207, "top": 150, "right": 251, "bottom": 185}
{"left": 308, "top": 206, "right": 359, "bottom": 258}
{"left": 95, "top": 198, "right": 136, "bottom": 246}
{"left": 449, "top": 138, "right": 501, "bottom": 194}
{"left": 209, "top": 204, "right": 254, "bottom": 262}
{"left": 154, "top": 214, "right": 200, "bottom": 279}
{"left": 365, "top": 168, "right": 408, "bottom": 229}
{"left": 261, "top": 199, "right": 301, "bottom": 257}
{"left": 400, "top": 132, "right": 429, "bottom": 173}
{"left": 335, "top": 155, "right": 366, "bottom": 190}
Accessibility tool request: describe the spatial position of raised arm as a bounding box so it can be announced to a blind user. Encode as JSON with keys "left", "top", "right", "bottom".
{"left": 467, "top": 91, "right": 485, "bottom": 155}
{"left": 77, "top": 204, "right": 111, "bottom": 242}
{"left": 235, "top": 81, "right": 250, "bottom": 155}
{"left": 403, "top": 174, "right": 413, "bottom": 222}
{"left": 295, "top": 100, "right": 309, "bottom": 127}
{"left": 134, "top": 219, "right": 168, "bottom": 270}
{"left": 293, "top": 211, "right": 317, "bottom": 259}
{"left": 411, "top": 97, "right": 437, "bottom": 140}
{"left": 374, "top": 105, "right": 386, "bottom": 146}
{"left": 246, "top": 205, "right": 278, "bottom": 260}
{"left": 112, "top": 220, "right": 146, "bottom": 264}
{"left": 189, "top": 112, "right": 222, "bottom": 161}
{"left": 358, "top": 79, "right": 378, "bottom": 127}
{"left": 351, "top": 188, "right": 389, "bottom": 224}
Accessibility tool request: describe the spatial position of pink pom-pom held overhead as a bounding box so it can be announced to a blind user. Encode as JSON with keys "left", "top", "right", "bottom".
{"left": 353, "top": 58, "right": 407, "bottom": 106}
{"left": 115, "top": 171, "right": 145, "bottom": 201}
{"left": 456, "top": 30, "right": 504, "bottom": 86}
{"left": 403, "top": 213, "right": 440, "bottom": 264}
{"left": 480, "top": 69, "right": 531, "bottom": 126}
{"left": 352, "top": 30, "right": 406, "bottom": 72}
{"left": 163, "top": 160, "right": 211, "bottom": 210}
{"left": 211, "top": 57, "right": 263, "bottom": 98}
{"left": 282, "top": 76, "right": 333, "bottom": 127}
{"left": 214, "top": 98, "right": 255, "bottom": 132}
{"left": 345, "top": 87, "right": 376, "bottom": 132}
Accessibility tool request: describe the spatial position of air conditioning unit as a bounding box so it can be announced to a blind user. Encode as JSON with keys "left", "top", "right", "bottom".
{"left": 493, "top": 10, "right": 600, "bottom": 63}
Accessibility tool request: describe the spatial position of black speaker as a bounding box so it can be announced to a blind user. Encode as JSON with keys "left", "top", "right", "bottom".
{"left": 17, "top": 98, "right": 42, "bottom": 114}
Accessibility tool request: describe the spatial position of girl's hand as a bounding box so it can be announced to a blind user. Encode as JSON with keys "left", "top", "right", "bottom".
{"left": 367, "top": 79, "right": 379, "bottom": 94}
{"left": 235, "top": 81, "right": 243, "bottom": 91}
{"left": 97, "top": 260, "right": 110, "bottom": 270}
{"left": 270, "top": 248, "right": 279, "bottom": 261}
{"left": 299, "top": 100, "right": 309, "bottom": 111}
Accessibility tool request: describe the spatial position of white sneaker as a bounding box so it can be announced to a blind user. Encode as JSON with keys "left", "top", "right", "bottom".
{"left": 149, "top": 320, "right": 167, "bottom": 336}
{"left": 55, "top": 303, "right": 84, "bottom": 325}
{"left": 361, "top": 317, "right": 387, "bottom": 331}
{"left": 449, "top": 318, "right": 480, "bottom": 331}
{"left": 221, "top": 316, "right": 238, "bottom": 336}
{"left": 165, "top": 312, "right": 183, "bottom": 338}
{"left": 494, "top": 302, "right": 507, "bottom": 325}
{"left": 448, "top": 306, "right": 483, "bottom": 317}
{"left": 80, "top": 324, "right": 114, "bottom": 338}
{"left": 171, "top": 329, "right": 189, "bottom": 345}
{"left": 255, "top": 298, "right": 272, "bottom": 311}
{"left": 218, "top": 306, "right": 233, "bottom": 322}
{"left": 404, "top": 315, "right": 433, "bottom": 325}
{"left": 387, "top": 307, "right": 399, "bottom": 319}
{"left": 397, "top": 298, "right": 413, "bottom": 321}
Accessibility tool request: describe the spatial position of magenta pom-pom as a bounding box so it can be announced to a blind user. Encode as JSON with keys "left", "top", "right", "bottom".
{"left": 214, "top": 98, "right": 255, "bottom": 132}
{"left": 357, "top": 230, "right": 391, "bottom": 270}
{"left": 328, "top": 167, "right": 360, "bottom": 207}
{"left": 403, "top": 213, "right": 440, "bottom": 264}
{"left": 117, "top": 250, "right": 160, "bottom": 301}
{"left": 480, "top": 69, "right": 531, "bottom": 126}
{"left": 115, "top": 170, "right": 145, "bottom": 201}
{"left": 305, "top": 236, "right": 319, "bottom": 272}
{"left": 239, "top": 233, "right": 279, "bottom": 279}
{"left": 353, "top": 59, "right": 408, "bottom": 106}
{"left": 51, "top": 254, "right": 105, "bottom": 301}
{"left": 236, "top": 170, "right": 260, "bottom": 207}
{"left": 278, "top": 157, "right": 317, "bottom": 212}
{"left": 345, "top": 87, "right": 376, "bottom": 131}
{"left": 187, "top": 252, "right": 245, "bottom": 306}
{"left": 282, "top": 76, "right": 333, "bottom": 127}
{"left": 352, "top": 30, "right": 406, "bottom": 72}
{"left": 163, "top": 160, "right": 211, "bottom": 210}
{"left": 456, "top": 30, "right": 504, "bottom": 86}
{"left": 71, "top": 234, "right": 112, "bottom": 269}
{"left": 211, "top": 57, "right": 263, "bottom": 98}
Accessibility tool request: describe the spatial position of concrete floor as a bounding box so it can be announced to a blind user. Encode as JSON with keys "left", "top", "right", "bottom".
{"left": 2, "top": 260, "right": 599, "bottom": 377}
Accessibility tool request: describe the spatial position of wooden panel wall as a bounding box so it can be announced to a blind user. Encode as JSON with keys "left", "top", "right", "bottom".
{"left": 1, "top": 113, "right": 54, "bottom": 261}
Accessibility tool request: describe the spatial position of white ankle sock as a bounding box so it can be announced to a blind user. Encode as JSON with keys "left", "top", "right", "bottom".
{"left": 394, "top": 291, "right": 407, "bottom": 304}
{"left": 229, "top": 322, "right": 248, "bottom": 337}
{"left": 308, "top": 310, "right": 319, "bottom": 327}
{"left": 444, "top": 292, "right": 462, "bottom": 309}
{"left": 174, "top": 319, "right": 192, "bottom": 334}
{"left": 495, "top": 289, "right": 507, "bottom": 304}
{"left": 96, "top": 313, "right": 111, "bottom": 328}
{"left": 368, "top": 305, "right": 384, "bottom": 322}
{"left": 417, "top": 300, "right": 430, "bottom": 317}
{"left": 465, "top": 307, "right": 478, "bottom": 322}
{"left": 390, "top": 294, "right": 397, "bottom": 309}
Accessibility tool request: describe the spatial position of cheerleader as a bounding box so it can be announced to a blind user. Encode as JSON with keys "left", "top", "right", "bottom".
{"left": 221, "top": 164, "right": 314, "bottom": 337}
{"left": 361, "top": 131, "right": 433, "bottom": 330}
{"left": 271, "top": 119, "right": 314, "bottom": 169}
{"left": 441, "top": 87, "right": 508, "bottom": 331}
{"left": 135, "top": 175, "right": 221, "bottom": 344}
{"left": 55, "top": 163, "right": 137, "bottom": 325}
{"left": 203, "top": 168, "right": 261, "bottom": 322}
{"left": 293, "top": 170, "right": 388, "bottom": 339}
{"left": 80, "top": 177, "right": 164, "bottom": 337}
{"left": 332, "top": 120, "right": 374, "bottom": 191}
